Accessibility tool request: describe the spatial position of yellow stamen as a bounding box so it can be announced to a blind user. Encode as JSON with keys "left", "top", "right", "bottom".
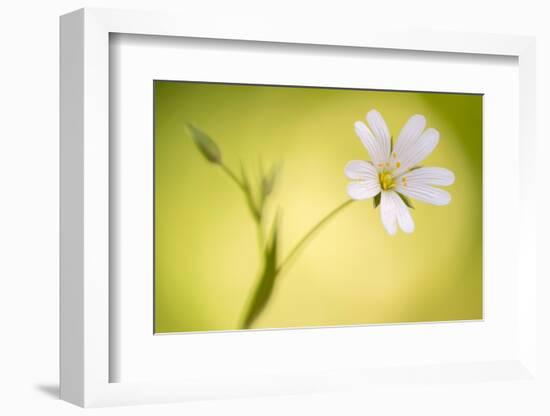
{"left": 392, "top": 152, "right": 397, "bottom": 158}
{"left": 379, "top": 172, "right": 396, "bottom": 191}
{"left": 396, "top": 162, "right": 401, "bottom": 168}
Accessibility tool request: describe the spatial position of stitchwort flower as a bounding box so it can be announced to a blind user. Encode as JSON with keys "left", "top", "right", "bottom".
{"left": 345, "top": 110, "right": 455, "bottom": 235}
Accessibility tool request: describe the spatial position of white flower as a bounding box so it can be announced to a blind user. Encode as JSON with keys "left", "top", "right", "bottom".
{"left": 345, "top": 109, "right": 455, "bottom": 235}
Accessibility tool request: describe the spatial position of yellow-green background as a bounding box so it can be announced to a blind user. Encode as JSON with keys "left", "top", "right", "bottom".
{"left": 154, "top": 81, "right": 482, "bottom": 333}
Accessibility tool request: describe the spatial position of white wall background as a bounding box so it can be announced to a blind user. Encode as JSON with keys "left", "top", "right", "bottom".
{"left": 0, "top": 0, "right": 548, "bottom": 414}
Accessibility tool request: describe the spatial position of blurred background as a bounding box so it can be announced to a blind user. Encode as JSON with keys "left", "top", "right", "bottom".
{"left": 154, "top": 81, "right": 482, "bottom": 333}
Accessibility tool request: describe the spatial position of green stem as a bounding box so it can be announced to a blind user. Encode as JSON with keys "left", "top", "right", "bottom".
{"left": 219, "top": 162, "right": 264, "bottom": 252}
{"left": 277, "top": 199, "right": 354, "bottom": 274}
{"left": 219, "top": 161, "right": 355, "bottom": 329}
{"left": 220, "top": 162, "right": 261, "bottom": 221}
{"left": 239, "top": 199, "right": 354, "bottom": 329}
{"left": 220, "top": 163, "right": 245, "bottom": 191}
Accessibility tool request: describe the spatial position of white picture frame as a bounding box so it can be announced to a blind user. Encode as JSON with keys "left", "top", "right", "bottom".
{"left": 60, "top": 7, "right": 539, "bottom": 408}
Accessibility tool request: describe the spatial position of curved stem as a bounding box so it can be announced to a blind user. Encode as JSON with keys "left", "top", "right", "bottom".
{"left": 220, "top": 163, "right": 245, "bottom": 191}
{"left": 277, "top": 199, "right": 354, "bottom": 274}
{"left": 220, "top": 162, "right": 260, "bottom": 221}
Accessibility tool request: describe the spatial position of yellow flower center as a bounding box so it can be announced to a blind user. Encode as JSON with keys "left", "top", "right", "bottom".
{"left": 379, "top": 171, "right": 396, "bottom": 191}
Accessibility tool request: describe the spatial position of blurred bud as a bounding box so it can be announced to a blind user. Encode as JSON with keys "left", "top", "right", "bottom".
{"left": 261, "top": 163, "right": 280, "bottom": 198}
{"left": 186, "top": 123, "right": 222, "bottom": 164}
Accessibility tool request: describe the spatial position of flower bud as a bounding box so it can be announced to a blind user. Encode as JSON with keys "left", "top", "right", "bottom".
{"left": 186, "top": 123, "right": 222, "bottom": 164}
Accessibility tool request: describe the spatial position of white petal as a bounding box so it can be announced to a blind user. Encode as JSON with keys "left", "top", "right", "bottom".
{"left": 345, "top": 160, "right": 381, "bottom": 200}
{"left": 394, "top": 128, "right": 440, "bottom": 175}
{"left": 396, "top": 183, "right": 451, "bottom": 206}
{"left": 380, "top": 191, "right": 414, "bottom": 234}
{"left": 347, "top": 180, "right": 381, "bottom": 200}
{"left": 354, "top": 121, "right": 388, "bottom": 167}
{"left": 380, "top": 191, "right": 397, "bottom": 235}
{"left": 399, "top": 167, "right": 455, "bottom": 186}
{"left": 394, "top": 114, "right": 426, "bottom": 160}
{"left": 366, "top": 110, "right": 391, "bottom": 162}
{"left": 394, "top": 194, "right": 415, "bottom": 233}
{"left": 344, "top": 160, "right": 378, "bottom": 180}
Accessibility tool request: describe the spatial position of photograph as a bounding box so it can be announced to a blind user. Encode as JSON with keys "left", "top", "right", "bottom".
{"left": 154, "top": 81, "right": 483, "bottom": 333}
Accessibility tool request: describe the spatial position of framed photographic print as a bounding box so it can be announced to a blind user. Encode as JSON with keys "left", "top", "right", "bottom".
{"left": 154, "top": 81, "right": 482, "bottom": 334}
{"left": 60, "top": 8, "right": 540, "bottom": 409}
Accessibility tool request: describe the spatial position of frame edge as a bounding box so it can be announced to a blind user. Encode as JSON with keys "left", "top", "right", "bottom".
{"left": 59, "top": 8, "right": 85, "bottom": 407}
